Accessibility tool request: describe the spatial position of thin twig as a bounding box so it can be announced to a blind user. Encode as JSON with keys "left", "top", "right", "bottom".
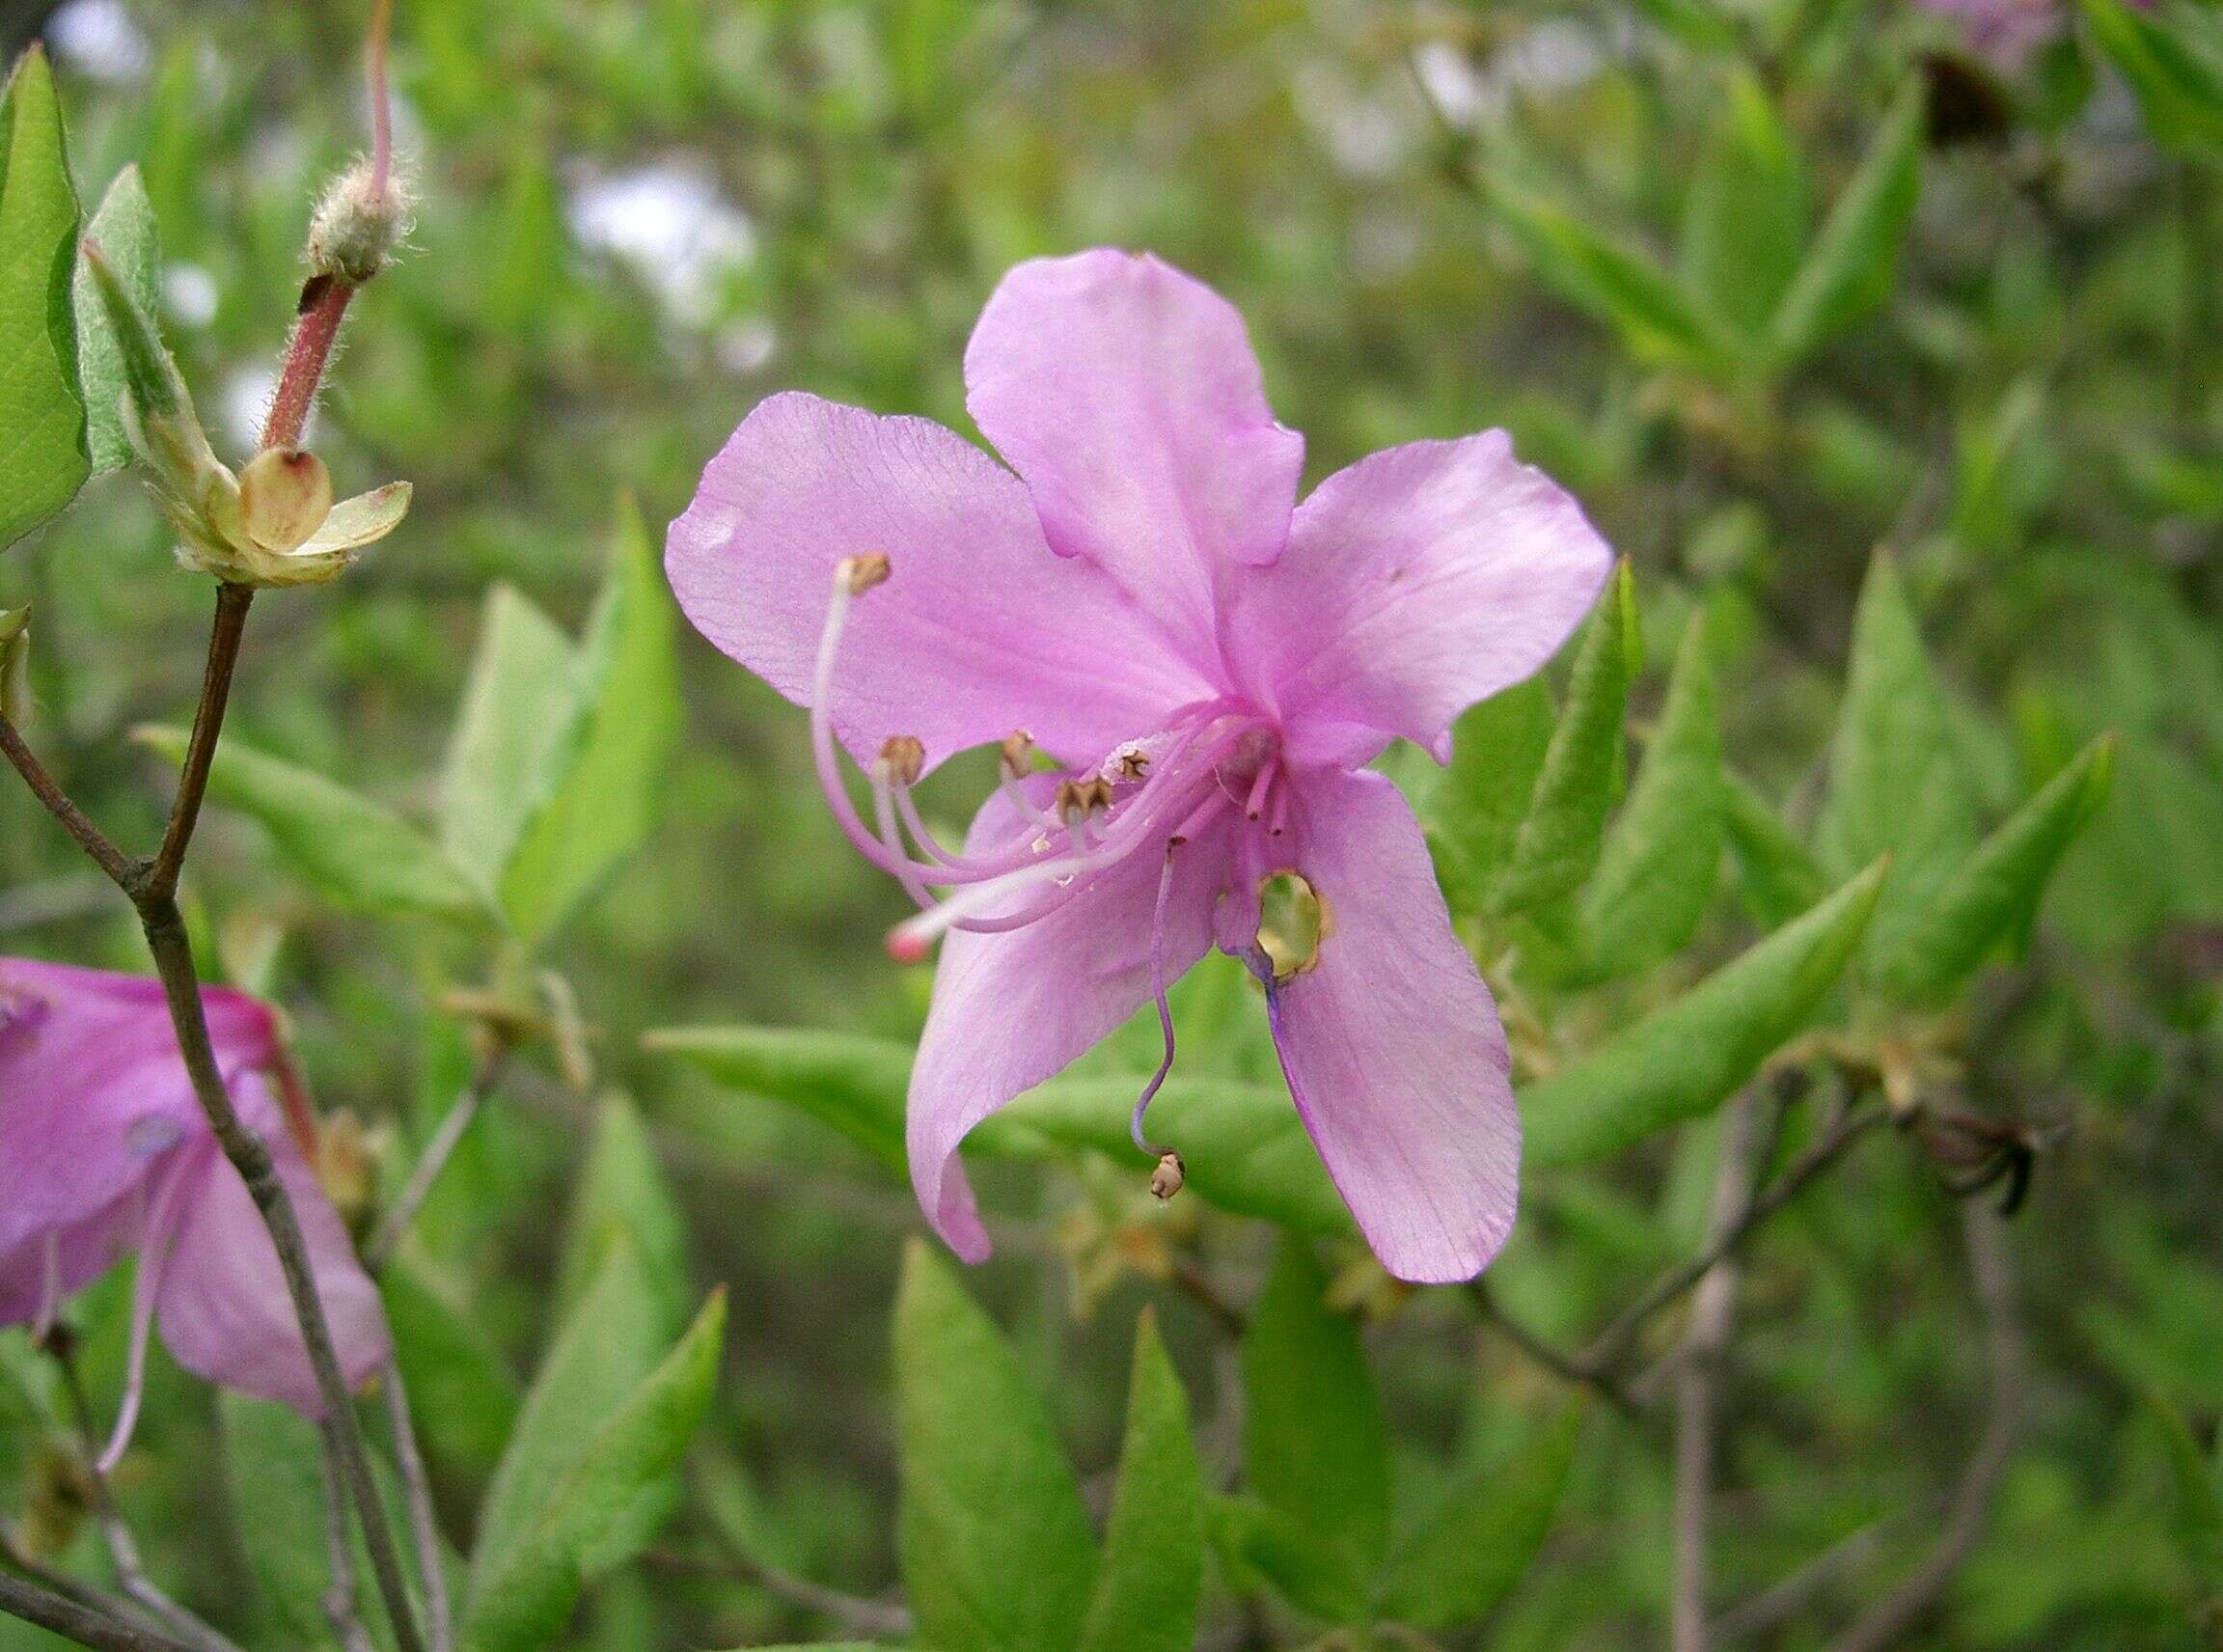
{"left": 1, "top": 1521, "right": 149, "bottom": 1628}
{"left": 0, "top": 1572, "right": 205, "bottom": 1652}
{"left": 367, "top": 1046, "right": 509, "bottom": 1270}
{"left": 143, "top": 586, "right": 252, "bottom": 903}
{"left": 0, "top": 715, "right": 137, "bottom": 886}
{"left": 1168, "top": 1255, "right": 1248, "bottom": 1340}
{"left": 1672, "top": 1098, "right": 1762, "bottom": 1652}
{"left": 381, "top": 1368, "right": 453, "bottom": 1652}
{"left": 648, "top": 1548, "right": 914, "bottom": 1640}
{"left": 1714, "top": 1523, "right": 1887, "bottom": 1644}
{"left": 1825, "top": 1204, "right": 2023, "bottom": 1652}
{"left": 1464, "top": 1279, "right": 1640, "bottom": 1418}
{"left": 317, "top": 1424, "right": 379, "bottom": 1652}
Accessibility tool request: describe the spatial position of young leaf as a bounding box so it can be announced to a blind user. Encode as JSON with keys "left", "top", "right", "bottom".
{"left": 1723, "top": 771, "right": 1828, "bottom": 929}
{"left": 643, "top": 1023, "right": 913, "bottom": 1170}
{"left": 1524, "top": 857, "right": 1888, "bottom": 1167}
{"left": 1427, "top": 675, "right": 1552, "bottom": 919}
{"left": 1875, "top": 734, "right": 2113, "bottom": 1003}
{"left": 463, "top": 1289, "right": 727, "bottom": 1652}
{"left": 894, "top": 1240, "right": 1099, "bottom": 1652}
{"left": 440, "top": 584, "right": 583, "bottom": 896}
{"left": 1492, "top": 561, "right": 1639, "bottom": 918}
{"left": 382, "top": 1254, "right": 524, "bottom": 1485}
{"left": 1207, "top": 1495, "right": 1374, "bottom": 1624}
{"left": 1378, "top": 1402, "right": 1582, "bottom": 1630}
{"left": 1768, "top": 78, "right": 1924, "bottom": 365}
{"left": 1490, "top": 184, "right": 1732, "bottom": 372}
{"left": 1076, "top": 1312, "right": 1202, "bottom": 1652}
{"left": 1679, "top": 70, "right": 1808, "bottom": 344}
{"left": 554, "top": 1092, "right": 691, "bottom": 1335}
{"left": 1579, "top": 613, "right": 1724, "bottom": 977}
{"left": 1813, "top": 553, "right": 1980, "bottom": 971}
{"left": 132, "top": 725, "right": 494, "bottom": 923}
{"left": 1241, "top": 1238, "right": 1391, "bottom": 1583}
{"left": 0, "top": 46, "right": 88, "bottom": 550}
{"left": 499, "top": 496, "right": 681, "bottom": 946}
{"left": 2082, "top": 0, "right": 2223, "bottom": 155}
{"left": 71, "top": 166, "right": 158, "bottom": 477}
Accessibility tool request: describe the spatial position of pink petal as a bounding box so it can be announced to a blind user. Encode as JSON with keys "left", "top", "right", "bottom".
{"left": 0, "top": 1194, "right": 135, "bottom": 1328}
{"left": 0, "top": 958, "right": 278, "bottom": 1257}
{"left": 964, "top": 250, "right": 1305, "bottom": 672}
{"left": 1261, "top": 768, "right": 1520, "bottom": 1283}
{"left": 667, "top": 391, "right": 1210, "bottom": 771}
{"left": 907, "top": 789, "right": 1236, "bottom": 1262}
{"left": 1227, "top": 433, "right": 1612, "bottom": 767}
{"left": 153, "top": 1090, "right": 390, "bottom": 1416}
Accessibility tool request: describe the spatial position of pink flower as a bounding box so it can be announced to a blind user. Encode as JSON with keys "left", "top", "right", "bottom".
{"left": 668, "top": 251, "right": 1611, "bottom": 1283}
{"left": 0, "top": 959, "right": 390, "bottom": 1464}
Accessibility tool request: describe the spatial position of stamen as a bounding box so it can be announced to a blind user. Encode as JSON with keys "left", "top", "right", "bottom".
{"left": 1243, "top": 758, "right": 1276, "bottom": 821}
{"left": 1130, "top": 840, "right": 1185, "bottom": 1190}
{"left": 838, "top": 552, "right": 891, "bottom": 595}
{"left": 30, "top": 1232, "right": 62, "bottom": 1347}
{"left": 99, "top": 1153, "right": 194, "bottom": 1475}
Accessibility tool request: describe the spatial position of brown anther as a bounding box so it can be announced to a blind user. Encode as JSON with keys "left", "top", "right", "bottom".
{"left": 1000, "top": 729, "right": 1035, "bottom": 779}
{"left": 1111, "top": 742, "right": 1150, "bottom": 782}
{"left": 838, "top": 552, "right": 892, "bottom": 596}
{"left": 1056, "top": 775, "right": 1113, "bottom": 823}
{"left": 1149, "top": 1151, "right": 1185, "bottom": 1201}
{"left": 877, "top": 734, "right": 926, "bottom": 785}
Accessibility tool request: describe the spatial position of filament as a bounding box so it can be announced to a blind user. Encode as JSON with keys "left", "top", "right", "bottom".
{"left": 1130, "top": 841, "right": 1183, "bottom": 1157}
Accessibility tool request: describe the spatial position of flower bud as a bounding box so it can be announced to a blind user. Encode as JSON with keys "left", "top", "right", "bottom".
{"left": 307, "top": 160, "right": 414, "bottom": 285}
{"left": 238, "top": 448, "right": 335, "bottom": 554}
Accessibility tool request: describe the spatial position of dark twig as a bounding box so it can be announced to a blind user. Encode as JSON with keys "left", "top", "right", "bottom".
{"left": 0, "top": 1521, "right": 146, "bottom": 1628}
{"left": 143, "top": 586, "right": 252, "bottom": 904}
{"left": 0, "top": 716, "right": 137, "bottom": 887}
{"left": 367, "top": 1045, "right": 509, "bottom": 1270}
{"left": 1168, "top": 1255, "right": 1248, "bottom": 1340}
{"left": 1825, "top": 1205, "right": 2023, "bottom": 1652}
{"left": 1714, "top": 1523, "right": 1887, "bottom": 1644}
{"left": 648, "top": 1548, "right": 914, "bottom": 1640}
{"left": 381, "top": 1368, "right": 453, "bottom": 1652}
{"left": 1464, "top": 1279, "right": 1640, "bottom": 1418}
{"left": 317, "top": 1424, "right": 380, "bottom": 1652}
{"left": 0, "top": 1572, "right": 204, "bottom": 1652}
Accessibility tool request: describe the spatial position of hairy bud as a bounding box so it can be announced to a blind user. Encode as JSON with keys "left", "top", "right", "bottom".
{"left": 307, "top": 160, "right": 414, "bottom": 285}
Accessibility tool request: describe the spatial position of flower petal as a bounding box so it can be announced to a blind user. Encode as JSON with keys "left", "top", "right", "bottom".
{"left": 668, "top": 391, "right": 1210, "bottom": 771}
{"left": 0, "top": 959, "right": 277, "bottom": 1256}
{"left": 908, "top": 791, "right": 1235, "bottom": 1262}
{"left": 1228, "top": 433, "right": 1612, "bottom": 767}
{"left": 964, "top": 251, "right": 1304, "bottom": 671}
{"left": 153, "top": 1096, "right": 390, "bottom": 1416}
{"left": 1262, "top": 768, "right": 1520, "bottom": 1283}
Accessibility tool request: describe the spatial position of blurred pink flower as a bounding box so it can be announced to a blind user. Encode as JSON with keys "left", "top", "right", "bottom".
{"left": 0, "top": 959, "right": 389, "bottom": 1464}
{"left": 1920, "top": 0, "right": 2141, "bottom": 71}
{"left": 669, "top": 250, "right": 1612, "bottom": 1283}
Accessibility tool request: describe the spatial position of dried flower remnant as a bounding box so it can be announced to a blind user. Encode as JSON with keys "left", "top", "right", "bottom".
{"left": 669, "top": 250, "right": 1612, "bottom": 1282}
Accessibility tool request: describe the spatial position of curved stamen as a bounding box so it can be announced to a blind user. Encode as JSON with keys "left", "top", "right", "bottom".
{"left": 99, "top": 1150, "right": 195, "bottom": 1474}
{"left": 1131, "top": 840, "right": 1183, "bottom": 1166}
{"left": 30, "top": 1232, "right": 62, "bottom": 1346}
{"left": 871, "top": 765, "right": 935, "bottom": 911}
{"left": 894, "top": 785, "right": 959, "bottom": 866}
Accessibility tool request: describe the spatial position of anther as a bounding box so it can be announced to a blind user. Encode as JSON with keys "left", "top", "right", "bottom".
{"left": 1149, "top": 1151, "right": 1186, "bottom": 1201}
{"left": 1055, "top": 776, "right": 1112, "bottom": 825}
{"left": 876, "top": 734, "right": 925, "bottom": 785}
{"left": 1000, "top": 730, "right": 1035, "bottom": 779}
{"left": 837, "top": 552, "right": 892, "bottom": 595}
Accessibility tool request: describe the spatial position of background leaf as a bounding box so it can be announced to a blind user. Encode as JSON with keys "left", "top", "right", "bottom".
{"left": 1768, "top": 77, "right": 1924, "bottom": 362}
{"left": 0, "top": 46, "right": 87, "bottom": 549}
{"left": 70, "top": 165, "right": 157, "bottom": 479}
{"left": 440, "top": 584, "right": 584, "bottom": 898}
{"left": 1075, "top": 1312, "right": 1202, "bottom": 1652}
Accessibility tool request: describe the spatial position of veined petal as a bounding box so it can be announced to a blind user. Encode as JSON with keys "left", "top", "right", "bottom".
{"left": 152, "top": 1094, "right": 390, "bottom": 1417}
{"left": 298, "top": 480, "right": 411, "bottom": 555}
{"left": 964, "top": 250, "right": 1304, "bottom": 673}
{"left": 669, "top": 392, "right": 1209, "bottom": 771}
{"left": 907, "top": 789, "right": 1235, "bottom": 1262}
{"left": 1229, "top": 434, "right": 1611, "bottom": 767}
{"left": 1261, "top": 769, "right": 1520, "bottom": 1283}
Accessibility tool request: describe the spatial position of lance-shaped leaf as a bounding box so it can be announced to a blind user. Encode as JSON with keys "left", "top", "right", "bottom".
{"left": 2151, "top": 1391, "right": 2223, "bottom": 1591}
{"left": 499, "top": 496, "right": 680, "bottom": 945}
{"left": 1875, "top": 735, "right": 2114, "bottom": 1003}
{"left": 1768, "top": 78, "right": 1924, "bottom": 365}
{"left": 1242, "top": 1239, "right": 1391, "bottom": 1583}
{"left": 0, "top": 46, "right": 87, "bottom": 549}
{"left": 1208, "top": 1495, "right": 1373, "bottom": 1625}
{"left": 1815, "top": 553, "right": 1979, "bottom": 972}
{"left": 381, "top": 1254, "right": 523, "bottom": 1485}
{"left": 132, "top": 725, "right": 493, "bottom": 923}
{"left": 1679, "top": 69, "right": 1807, "bottom": 345}
{"left": 1427, "top": 675, "right": 1552, "bottom": 920}
{"left": 1579, "top": 613, "right": 1724, "bottom": 978}
{"left": 554, "top": 1092, "right": 691, "bottom": 1336}
{"left": 2083, "top": 0, "right": 2223, "bottom": 155}
{"left": 1076, "top": 1312, "right": 1203, "bottom": 1652}
{"left": 1491, "top": 184, "right": 1732, "bottom": 372}
{"left": 642, "top": 1024, "right": 913, "bottom": 1171}
{"left": 463, "top": 1288, "right": 727, "bottom": 1652}
{"left": 1492, "top": 560, "right": 1639, "bottom": 917}
{"left": 1378, "top": 1402, "right": 1582, "bottom": 1630}
{"left": 894, "top": 1241, "right": 1099, "bottom": 1652}
{"left": 1724, "top": 772, "right": 1828, "bottom": 929}
{"left": 72, "top": 165, "right": 158, "bottom": 477}
{"left": 1524, "top": 858, "right": 1888, "bottom": 1167}
{"left": 442, "top": 584, "right": 584, "bottom": 895}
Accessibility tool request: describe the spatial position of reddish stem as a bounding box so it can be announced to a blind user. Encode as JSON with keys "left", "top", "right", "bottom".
{"left": 261, "top": 279, "right": 356, "bottom": 454}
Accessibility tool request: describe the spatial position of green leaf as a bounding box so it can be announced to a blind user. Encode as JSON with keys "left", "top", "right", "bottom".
{"left": 1814, "top": 553, "right": 1980, "bottom": 971}
{"left": 1208, "top": 1495, "right": 1373, "bottom": 1624}
{"left": 643, "top": 1024, "right": 912, "bottom": 1171}
{"left": 1875, "top": 734, "right": 2113, "bottom": 1002}
{"left": 71, "top": 166, "right": 157, "bottom": 477}
{"left": 1492, "top": 561, "right": 1639, "bottom": 917}
{"left": 894, "top": 1240, "right": 1098, "bottom": 1652}
{"left": 498, "top": 496, "right": 680, "bottom": 945}
{"left": 1524, "top": 858, "right": 1888, "bottom": 1167}
{"left": 1491, "top": 185, "right": 1731, "bottom": 371}
{"left": 1679, "top": 70, "right": 1807, "bottom": 344}
{"left": 555, "top": 1092, "right": 691, "bottom": 1335}
{"left": 2082, "top": 0, "right": 2223, "bottom": 155}
{"left": 471, "top": 1238, "right": 671, "bottom": 1603}
{"left": 1427, "top": 675, "right": 1552, "bottom": 919}
{"left": 1723, "top": 772, "right": 1828, "bottom": 929}
{"left": 440, "top": 584, "right": 584, "bottom": 897}
{"left": 1241, "top": 1238, "right": 1390, "bottom": 1586}
{"left": 0, "top": 46, "right": 87, "bottom": 549}
{"left": 132, "top": 725, "right": 493, "bottom": 923}
{"left": 2150, "top": 1391, "right": 2223, "bottom": 1590}
{"left": 1768, "top": 77, "right": 1924, "bottom": 364}
{"left": 1378, "top": 1403, "right": 1582, "bottom": 1630}
{"left": 1579, "top": 613, "right": 1724, "bottom": 977}
{"left": 1076, "top": 1312, "right": 1202, "bottom": 1652}
{"left": 463, "top": 1289, "right": 727, "bottom": 1652}
{"left": 382, "top": 1254, "right": 524, "bottom": 1485}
